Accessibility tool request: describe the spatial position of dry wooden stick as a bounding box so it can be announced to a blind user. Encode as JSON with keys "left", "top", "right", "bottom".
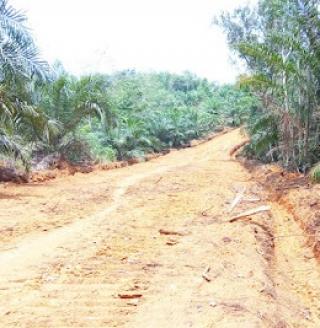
{"left": 159, "top": 229, "right": 188, "bottom": 236}
{"left": 229, "top": 187, "right": 246, "bottom": 213}
{"left": 229, "top": 205, "right": 271, "bottom": 223}
{"left": 118, "top": 294, "right": 143, "bottom": 299}
{"left": 202, "top": 266, "right": 211, "bottom": 282}
{"left": 242, "top": 197, "right": 261, "bottom": 202}
{"left": 201, "top": 205, "right": 215, "bottom": 216}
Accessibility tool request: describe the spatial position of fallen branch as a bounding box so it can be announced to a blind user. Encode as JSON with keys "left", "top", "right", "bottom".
{"left": 202, "top": 266, "right": 211, "bottom": 282}
{"left": 229, "top": 205, "right": 271, "bottom": 223}
{"left": 242, "top": 197, "right": 261, "bottom": 203}
{"left": 159, "top": 229, "right": 188, "bottom": 236}
{"left": 118, "top": 294, "right": 143, "bottom": 299}
{"left": 201, "top": 205, "right": 215, "bottom": 216}
{"left": 166, "top": 238, "right": 178, "bottom": 246}
{"left": 277, "top": 185, "right": 301, "bottom": 190}
{"left": 229, "top": 188, "right": 246, "bottom": 213}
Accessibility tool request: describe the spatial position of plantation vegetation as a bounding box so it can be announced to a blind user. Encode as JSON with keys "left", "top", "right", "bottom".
{"left": 1, "top": 0, "right": 320, "bottom": 177}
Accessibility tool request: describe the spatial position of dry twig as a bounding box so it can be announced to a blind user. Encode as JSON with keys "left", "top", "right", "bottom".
{"left": 202, "top": 266, "right": 211, "bottom": 282}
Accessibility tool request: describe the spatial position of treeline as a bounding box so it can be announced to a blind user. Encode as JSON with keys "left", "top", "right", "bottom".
{"left": 58, "top": 70, "right": 256, "bottom": 163}
{"left": 0, "top": 0, "right": 257, "bottom": 170}
{"left": 217, "top": 0, "right": 320, "bottom": 172}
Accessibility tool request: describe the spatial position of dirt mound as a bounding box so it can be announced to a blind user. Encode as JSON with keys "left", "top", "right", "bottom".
{"left": 0, "top": 167, "right": 28, "bottom": 183}
{"left": 30, "top": 162, "right": 94, "bottom": 183}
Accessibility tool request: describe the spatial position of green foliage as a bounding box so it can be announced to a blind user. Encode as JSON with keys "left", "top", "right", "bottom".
{"left": 39, "top": 71, "right": 115, "bottom": 151}
{"left": 81, "top": 130, "right": 116, "bottom": 163}
{"left": 0, "top": 0, "right": 258, "bottom": 171}
{"left": 0, "top": 0, "right": 51, "bottom": 167}
{"left": 217, "top": 0, "right": 320, "bottom": 171}
{"left": 79, "top": 71, "right": 256, "bottom": 161}
{"left": 1, "top": 66, "right": 257, "bottom": 166}
{"left": 0, "top": 0, "right": 49, "bottom": 80}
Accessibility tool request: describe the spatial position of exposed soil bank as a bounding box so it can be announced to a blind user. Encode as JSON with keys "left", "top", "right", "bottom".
{"left": 1, "top": 130, "right": 230, "bottom": 184}
{"left": 246, "top": 161, "right": 320, "bottom": 263}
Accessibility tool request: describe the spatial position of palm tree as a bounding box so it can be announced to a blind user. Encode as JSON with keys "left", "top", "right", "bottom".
{"left": 217, "top": 0, "right": 320, "bottom": 171}
{"left": 0, "top": 0, "right": 48, "bottom": 79}
{"left": 0, "top": 0, "right": 50, "bottom": 165}
{"left": 40, "top": 74, "right": 116, "bottom": 152}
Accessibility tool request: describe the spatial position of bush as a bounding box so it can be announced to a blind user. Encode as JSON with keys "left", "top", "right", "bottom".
{"left": 83, "top": 131, "right": 116, "bottom": 163}
{"left": 310, "top": 164, "right": 320, "bottom": 184}
{"left": 58, "top": 136, "right": 93, "bottom": 164}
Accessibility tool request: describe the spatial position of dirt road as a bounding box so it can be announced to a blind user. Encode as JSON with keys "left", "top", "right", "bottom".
{"left": 1, "top": 129, "right": 320, "bottom": 327}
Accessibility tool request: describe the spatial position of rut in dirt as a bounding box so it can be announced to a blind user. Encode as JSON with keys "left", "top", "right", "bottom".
{"left": 1, "top": 129, "right": 320, "bottom": 328}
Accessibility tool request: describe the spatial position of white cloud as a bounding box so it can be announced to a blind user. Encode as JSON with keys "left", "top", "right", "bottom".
{"left": 11, "top": 0, "right": 254, "bottom": 83}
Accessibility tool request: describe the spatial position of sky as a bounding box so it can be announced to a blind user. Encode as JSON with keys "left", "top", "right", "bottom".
{"left": 11, "top": 0, "right": 253, "bottom": 83}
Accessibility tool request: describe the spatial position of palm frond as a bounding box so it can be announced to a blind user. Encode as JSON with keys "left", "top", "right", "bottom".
{"left": 0, "top": 0, "right": 49, "bottom": 81}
